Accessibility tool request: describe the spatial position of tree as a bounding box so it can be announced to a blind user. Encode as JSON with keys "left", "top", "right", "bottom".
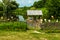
{"left": 32, "top": 0, "right": 48, "bottom": 19}
{"left": 32, "top": 0, "right": 60, "bottom": 19}
{"left": 30, "top": 7, "right": 36, "bottom": 10}
{"left": 33, "top": 0, "right": 46, "bottom": 8}
{"left": 2, "top": 0, "right": 19, "bottom": 19}
{"left": 2, "top": 0, "right": 10, "bottom": 17}
{"left": 0, "top": 2, "right": 3, "bottom": 11}
{"left": 12, "top": 6, "right": 30, "bottom": 19}
{"left": 45, "top": 0, "right": 60, "bottom": 19}
{"left": 0, "top": 2, "right": 4, "bottom": 16}
{"left": 20, "top": 6, "right": 30, "bottom": 19}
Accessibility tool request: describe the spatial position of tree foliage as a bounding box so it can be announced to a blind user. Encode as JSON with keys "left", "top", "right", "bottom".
{"left": 0, "top": 2, "right": 3, "bottom": 11}
{"left": 33, "top": 0, "right": 60, "bottom": 19}
{"left": 45, "top": 0, "right": 60, "bottom": 19}
{"left": 0, "top": 0, "right": 19, "bottom": 18}
{"left": 33, "top": 0, "right": 46, "bottom": 8}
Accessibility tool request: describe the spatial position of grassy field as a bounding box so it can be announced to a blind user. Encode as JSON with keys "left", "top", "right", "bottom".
{"left": 0, "top": 30, "right": 60, "bottom": 40}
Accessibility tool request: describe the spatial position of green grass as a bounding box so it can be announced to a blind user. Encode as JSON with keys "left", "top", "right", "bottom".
{"left": 0, "top": 30, "right": 60, "bottom": 40}
{"left": 0, "top": 22, "right": 27, "bottom": 31}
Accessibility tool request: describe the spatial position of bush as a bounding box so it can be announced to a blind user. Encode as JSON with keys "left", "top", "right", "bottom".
{"left": 0, "top": 22, "right": 27, "bottom": 31}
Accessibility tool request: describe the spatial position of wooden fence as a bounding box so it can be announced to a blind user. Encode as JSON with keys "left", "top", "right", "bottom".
{"left": 40, "top": 22, "right": 60, "bottom": 30}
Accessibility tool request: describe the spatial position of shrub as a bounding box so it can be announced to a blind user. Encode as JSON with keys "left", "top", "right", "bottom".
{"left": 0, "top": 22, "right": 27, "bottom": 31}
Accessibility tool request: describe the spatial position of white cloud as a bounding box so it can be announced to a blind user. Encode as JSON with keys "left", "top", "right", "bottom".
{"left": 0, "top": 0, "right": 2, "bottom": 2}
{"left": 29, "top": 1, "right": 32, "bottom": 3}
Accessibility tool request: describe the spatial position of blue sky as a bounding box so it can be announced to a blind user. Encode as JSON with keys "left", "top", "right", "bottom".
{"left": 16, "top": 0, "right": 39, "bottom": 7}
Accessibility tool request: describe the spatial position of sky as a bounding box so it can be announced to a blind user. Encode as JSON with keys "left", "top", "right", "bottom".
{"left": 16, "top": 0, "right": 39, "bottom": 7}
{"left": 0, "top": 0, "right": 39, "bottom": 7}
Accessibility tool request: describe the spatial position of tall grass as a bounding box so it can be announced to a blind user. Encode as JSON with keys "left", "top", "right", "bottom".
{"left": 0, "top": 22, "right": 27, "bottom": 31}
